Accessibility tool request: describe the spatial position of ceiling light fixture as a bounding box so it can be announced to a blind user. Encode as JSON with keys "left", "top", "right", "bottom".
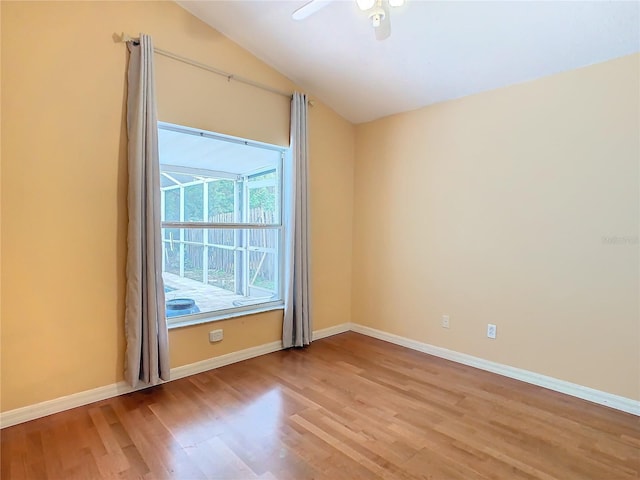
{"left": 292, "top": 0, "right": 407, "bottom": 41}
{"left": 356, "top": 0, "right": 376, "bottom": 11}
{"left": 359, "top": 0, "right": 405, "bottom": 32}
{"left": 369, "top": 6, "right": 385, "bottom": 28}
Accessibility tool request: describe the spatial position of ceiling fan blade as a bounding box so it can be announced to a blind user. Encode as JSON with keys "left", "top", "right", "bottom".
{"left": 375, "top": 15, "right": 391, "bottom": 40}
{"left": 292, "top": 0, "right": 332, "bottom": 20}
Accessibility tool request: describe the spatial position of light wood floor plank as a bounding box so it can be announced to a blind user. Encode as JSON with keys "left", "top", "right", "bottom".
{"left": 2, "top": 332, "right": 638, "bottom": 479}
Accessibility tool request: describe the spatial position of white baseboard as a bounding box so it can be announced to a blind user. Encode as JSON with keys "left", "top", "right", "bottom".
{"left": 0, "top": 380, "right": 142, "bottom": 429}
{"left": 171, "top": 340, "right": 284, "bottom": 381}
{"left": 350, "top": 323, "right": 640, "bottom": 416}
{"left": 2, "top": 320, "right": 636, "bottom": 428}
{"left": 312, "top": 322, "right": 351, "bottom": 340}
{"left": 0, "top": 323, "right": 352, "bottom": 429}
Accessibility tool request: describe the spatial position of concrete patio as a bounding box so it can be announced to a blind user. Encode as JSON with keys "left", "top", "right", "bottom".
{"left": 162, "top": 272, "right": 273, "bottom": 318}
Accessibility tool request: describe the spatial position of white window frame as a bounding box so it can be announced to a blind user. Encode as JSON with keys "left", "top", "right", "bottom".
{"left": 158, "top": 122, "right": 286, "bottom": 328}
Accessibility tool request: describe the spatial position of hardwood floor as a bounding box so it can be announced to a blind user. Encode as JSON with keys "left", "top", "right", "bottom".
{"left": 2, "top": 332, "right": 639, "bottom": 479}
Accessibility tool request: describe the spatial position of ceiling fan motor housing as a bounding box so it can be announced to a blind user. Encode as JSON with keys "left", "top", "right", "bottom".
{"left": 369, "top": 6, "right": 385, "bottom": 28}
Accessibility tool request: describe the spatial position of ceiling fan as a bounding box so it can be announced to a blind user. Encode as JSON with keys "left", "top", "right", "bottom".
{"left": 292, "top": 0, "right": 406, "bottom": 41}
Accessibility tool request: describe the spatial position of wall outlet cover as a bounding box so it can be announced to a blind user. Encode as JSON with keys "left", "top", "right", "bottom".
{"left": 487, "top": 324, "right": 497, "bottom": 339}
{"left": 209, "top": 329, "right": 224, "bottom": 342}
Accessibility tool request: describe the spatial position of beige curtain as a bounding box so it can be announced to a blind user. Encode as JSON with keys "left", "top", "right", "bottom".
{"left": 283, "top": 92, "right": 312, "bottom": 348}
{"left": 124, "top": 34, "right": 170, "bottom": 387}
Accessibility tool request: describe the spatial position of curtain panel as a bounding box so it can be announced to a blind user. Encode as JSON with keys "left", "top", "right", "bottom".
{"left": 124, "top": 34, "right": 170, "bottom": 387}
{"left": 283, "top": 92, "right": 312, "bottom": 348}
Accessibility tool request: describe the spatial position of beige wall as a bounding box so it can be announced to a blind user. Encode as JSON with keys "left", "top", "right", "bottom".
{"left": 353, "top": 54, "right": 640, "bottom": 400}
{"left": 1, "top": 1, "right": 354, "bottom": 411}
{"left": 1, "top": 0, "right": 635, "bottom": 414}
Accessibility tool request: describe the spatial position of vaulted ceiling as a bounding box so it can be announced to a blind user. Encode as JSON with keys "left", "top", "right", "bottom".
{"left": 177, "top": 1, "right": 640, "bottom": 124}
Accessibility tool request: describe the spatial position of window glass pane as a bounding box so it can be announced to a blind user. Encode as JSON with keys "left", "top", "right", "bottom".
{"left": 164, "top": 190, "right": 180, "bottom": 222}
{"left": 207, "top": 245, "right": 236, "bottom": 292}
{"left": 163, "top": 228, "right": 181, "bottom": 275}
{"left": 159, "top": 124, "right": 284, "bottom": 321}
{"left": 248, "top": 185, "right": 278, "bottom": 224}
{"left": 183, "top": 231, "right": 203, "bottom": 282}
{"left": 159, "top": 127, "right": 281, "bottom": 225}
{"left": 248, "top": 169, "right": 279, "bottom": 224}
{"left": 161, "top": 227, "right": 281, "bottom": 320}
{"left": 207, "top": 227, "right": 235, "bottom": 248}
{"left": 184, "top": 184, "right": 203, "bottom": 221}
{"left": 248, "top": 228, "right": 278, "bottom": 249}
{"left": 249, "top": 171, "right": 276, "bottom": 183}
{"left": 249, "top": 250, "right": 277, "bottom": 294}
{"left": 248, "top": 228, "right": 279, "bottom": 297}
{"left": 208, "top": 179, "right": 235, "bottom": 220}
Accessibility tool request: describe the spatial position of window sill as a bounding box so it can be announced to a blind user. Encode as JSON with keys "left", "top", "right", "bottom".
{"left": 167, "top": 303, "right": 284, "bottom": 330}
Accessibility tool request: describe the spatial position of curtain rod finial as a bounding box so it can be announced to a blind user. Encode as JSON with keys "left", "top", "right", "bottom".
{"left": 116, "top": 32, "right": 136, "bottom": 43}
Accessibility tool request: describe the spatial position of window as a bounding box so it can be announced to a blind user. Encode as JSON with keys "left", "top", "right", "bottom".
{"left": 158, "top": 122, "right": 285, "bottom": 326}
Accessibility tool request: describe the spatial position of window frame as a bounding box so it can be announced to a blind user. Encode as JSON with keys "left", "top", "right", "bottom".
{"left": 158, "top": 121, "right": 287, "bottom": 328}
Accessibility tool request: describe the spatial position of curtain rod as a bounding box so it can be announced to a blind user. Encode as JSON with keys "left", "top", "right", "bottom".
{"left": 118, "top": 33, "right": 293, "bottom": 100}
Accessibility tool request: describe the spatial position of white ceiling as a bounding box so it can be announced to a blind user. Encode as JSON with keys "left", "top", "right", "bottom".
{"left": 177, "top": 0, "right": 640, "bottom": 124}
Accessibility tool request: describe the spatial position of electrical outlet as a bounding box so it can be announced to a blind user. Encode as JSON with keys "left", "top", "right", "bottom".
{"left": 209, "top": 329, "right": 223, "bottom": 342}
{"left": 487, "top": 324, "right": 497, "bottom": 339}
{"left": 441, "top": 315, "right": 450, "bottom": 329}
